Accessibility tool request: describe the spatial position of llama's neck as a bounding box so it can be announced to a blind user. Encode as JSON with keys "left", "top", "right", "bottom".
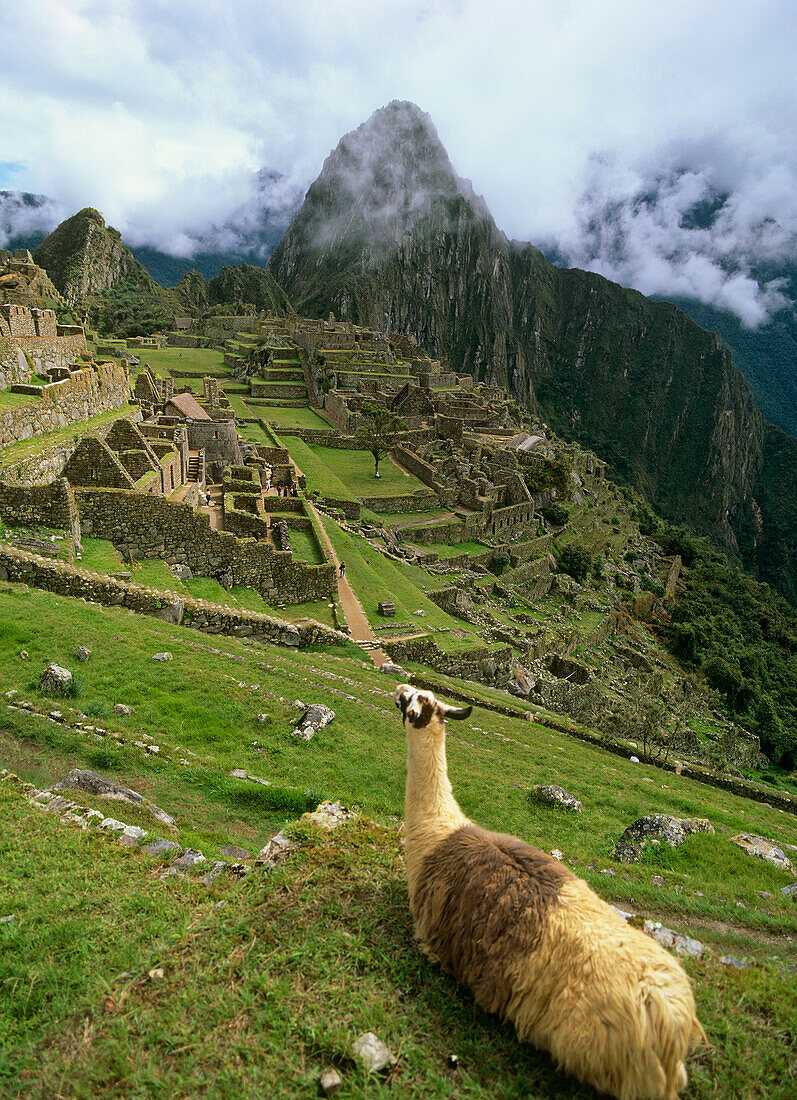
{"left": 404, "top": 718, "right": 468, "bottom": 888}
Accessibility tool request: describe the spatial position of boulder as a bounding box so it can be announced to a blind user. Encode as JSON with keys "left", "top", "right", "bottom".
{"left": 53, "top": 769, "right": 177, "bottom": 830}
{"left": 612, "top": 814, "right": 713, "bottom": 862}
{"left": 73, "top": 646, "right": 91, "bottom": 662}
{"left": 731, "top": 833, "right": 795, "bottom": 874}
{"left": 152, "top": 652, "right": 173, "bottom": 662}
{"left": 291, "top": 703, "right": 335, "bottom": 741}
{"left": 256, "top": 830, "right": 293, "bottom": 867}
{"left": 351, "top": 1032, "right": 397, "bottom": 1074}
{"left": 39, "top": 663, "right": 73, "bottom": 695}
{"left": 220, "top": 844, "right": 252, "bottom": 860}
{"left": 508, "top": 663, "right": 534, "bottom": 697}
{"left": 173, "top": 848, "right": 206, "bottom": 869}
{"left": 169, "top": 564, "right": 193, "bottom": 581}
{"left": 113, "top": 704, "right": 134, "bottom": 716}
{"left": 154, "top": 596, "right": 184, "bottom": 625}
{"left": 303, "top": 801, "right": 357, "bottom": 829}
{"left": 643, "top": 921, "right": 704, "bottom": 959}
{"left": 620, "top": 814, "right": 713, "bottom": 848}
{"left": 378, "top": 662, "right": 407, "bottom": 677}
{"left": 531, "top": 784, "right": 582, "bottom": 812}
{"left": 319, "top": 1067, "right": 343, "bottom": 1095}
{"left": 611, "top": 841, "right": 643, "bottom": 864}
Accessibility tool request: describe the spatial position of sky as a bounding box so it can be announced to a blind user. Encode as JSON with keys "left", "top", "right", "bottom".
{"left": 2, "top": 0, "right": 796, "bottom": 326}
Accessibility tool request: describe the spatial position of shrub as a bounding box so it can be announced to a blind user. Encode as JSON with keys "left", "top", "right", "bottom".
{"left": 83, "top": 698, "right": 110, "bottom": 719}
{"left": 541, "top": 502, "right": 569, "bottom": 527}
{"left": 641, "top": 575, "right": 665, "bottom": 597}
{"left": 490, "top": 550, "right": 511, "bottom": 576}
{"left": 559, "top": 545, "right": 593, "bottom": 583}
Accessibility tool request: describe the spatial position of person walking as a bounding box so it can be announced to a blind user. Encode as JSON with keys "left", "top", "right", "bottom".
{"left": 339, "top": 561, "right": 346, "bottom": 578}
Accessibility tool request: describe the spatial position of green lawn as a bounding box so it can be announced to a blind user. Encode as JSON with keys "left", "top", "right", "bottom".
{"left": 307, "top": 444, "right": 429, "bottom": 498}
{"left": 406, "top": 539, "right": 490, "bottom": 558}
{"left": 286, "top": 526, "right": 324, "bottom": 565}
{"left": 277, "top": 436, "right": 357, "bottom": 502}
{"left": 130, "top": 346, "right": 227, "bottom": 378}
{"left": 78, "top": 538, "right": 124, "bottom": 574}
{"left": 320, "top": 514, "right": 483, "bottom": 647}
{"left": 225, "top": 394, "right": 255, "bottom": 420}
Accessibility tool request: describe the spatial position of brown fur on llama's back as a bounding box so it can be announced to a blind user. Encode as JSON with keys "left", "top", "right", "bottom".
{"left": 396, "top": 683, "right": 705, "bottom": 1100}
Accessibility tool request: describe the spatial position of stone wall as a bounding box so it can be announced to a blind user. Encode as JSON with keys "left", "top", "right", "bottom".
{"left": 393, "top": 445, "right": 440, "bottom": 491}
{"left": 490, "top": 500, "right": 535, "bottom": 536}
{"left": 396, "top": 513, "right": 484, "bottom": 544}
{"left": 261, "top": 497, "right": 304, "bottom": 513}
{"left": 322, "top": 391, "right": 356, "bottom": 431}
{"left": 0, "top": 546, "right": 345, "bottom": 649}
{"left": 76, "top": 488, "right": 335, "bottom": 603}
{"left": 0, "top": 330, "right": 88, "bottom": 390}
{"left": 186, "top": 417, "right": 240, "bottom": 465}
{"left": 275, "top": 427, "right": 363, "bottom": 447}
{"left": 0, "top": 477, "right": 81, "bottom": 543}
{"left": 384, "top": 636, "right": 514, "bottom": 687}
{"left": 364, "top": 490, "right": 440, "bottom": 513}
{"left": 319, "top": 496, "right": 361, "bottom": 521}
{"left": 0, "top": 361, "right": 130, "bottom": 447}
{"left": 508, "top": 533, "right": 553, "bottom": 566}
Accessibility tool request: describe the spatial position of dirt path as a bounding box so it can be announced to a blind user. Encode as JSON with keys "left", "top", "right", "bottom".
{"left": 306, "top": 501, "right": 388, "bottom": 668}
{"left": 200, "top": 484, "right": 224, "bottom": 531}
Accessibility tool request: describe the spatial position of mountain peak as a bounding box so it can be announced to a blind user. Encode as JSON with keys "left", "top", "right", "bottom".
{"left": 318, "top": 100, "right": 459, "bottom": 214}
{"left": 34, "top": 207, "right": 154, "bottom": 305}
{"left": 267, "top": 100, "right": 496, "bottom": 297}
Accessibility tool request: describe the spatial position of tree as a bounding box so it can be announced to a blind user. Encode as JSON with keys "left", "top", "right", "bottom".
{"left": 356, "top": 403, "right": 406, "bottom": 478}
{"left": 558, "top": 545, "right": 593, "bottom": 583}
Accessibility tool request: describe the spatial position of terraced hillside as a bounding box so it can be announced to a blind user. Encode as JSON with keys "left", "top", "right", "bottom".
{"left": 2, "top": 304, "right": 796, "bottom": 1098}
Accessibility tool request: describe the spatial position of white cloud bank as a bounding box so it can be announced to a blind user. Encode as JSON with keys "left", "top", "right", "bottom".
{"left": 2, "top": 0, "right": 796, "bottom": 325}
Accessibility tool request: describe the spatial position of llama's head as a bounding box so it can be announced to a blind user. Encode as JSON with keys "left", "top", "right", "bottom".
{"left": 395, "top": 684, "right": 472, "bottom": 733}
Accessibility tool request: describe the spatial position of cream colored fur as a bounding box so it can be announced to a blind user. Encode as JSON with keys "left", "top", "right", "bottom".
{"left": 396, "top": 684, "right": 704, "bottom": 1100}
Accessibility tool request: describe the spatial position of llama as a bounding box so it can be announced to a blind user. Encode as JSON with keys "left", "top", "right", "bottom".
{"left": 395, "top": 683, "right": 704, "bottom": 1100}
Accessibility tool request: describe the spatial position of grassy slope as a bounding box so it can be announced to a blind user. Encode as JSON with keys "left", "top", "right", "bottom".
{"left": 319, "top": 515, "right": 490, "bottom": 651}
{"left": 1, "top": 585, "right": 796, "bottom": 1097}
{"left": 306, "top": 444, "right": 428, "bottom": 499}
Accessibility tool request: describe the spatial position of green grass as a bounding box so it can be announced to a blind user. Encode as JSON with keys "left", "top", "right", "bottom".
{"left": 1, "top": 585, "right": 796, "bottom": 1097}
{"left": 78, "top": 538, "right": 123, "bottom": 574}
{"left": 0, "top": 389, "right": 41, "bottom": 411}
{"left": 131, "top": 557, "right": 182, "bottom": 589}
{"left": 130, "top": 346, "right": 226, "bottom": 378}
{"left": 287, "top": 526, "right": 324, "bottom": 565}
{"left": 320, "top": 515, "right": 484, "bottom": 647}
{"left": 306, "top": 445, "right": 429, "bottom": 499}
{"left": 237, "top": 420, "right": 276, "bottom": 445}
{"left": 277, "top": 437, "right": 357, "bottom": 502}
{"left": 225, "top": 394, "right": 255, "bottom": 420}
{"left": 406, "top": 539, "right": 490, "bottom": 558}
{"left": 0, "top": 405, "right": 135, "bottom": 469}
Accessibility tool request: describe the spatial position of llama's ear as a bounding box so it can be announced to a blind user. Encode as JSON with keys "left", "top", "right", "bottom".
{"left": 440, "top": 702, "right": 472, "bottom": 721}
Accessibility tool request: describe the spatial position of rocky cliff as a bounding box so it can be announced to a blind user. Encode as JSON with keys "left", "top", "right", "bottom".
{"left": 175, "top": 263, "right": 291, "bottom": 315}
{"left": 34, "top": 208, "right": 158, "bottom": 305}
{"left": 268, "top": 102, "right": 795, "bottom": 602}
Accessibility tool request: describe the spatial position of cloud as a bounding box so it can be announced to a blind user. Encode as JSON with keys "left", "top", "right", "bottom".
{"left": 1, "top": 1, "right": 795, "bottom": 323}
